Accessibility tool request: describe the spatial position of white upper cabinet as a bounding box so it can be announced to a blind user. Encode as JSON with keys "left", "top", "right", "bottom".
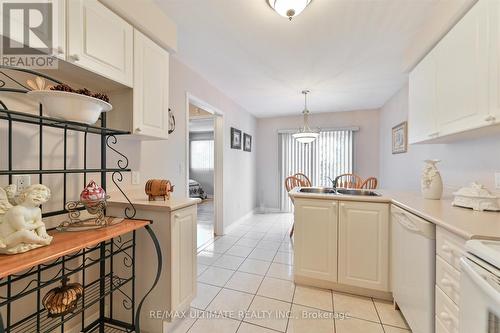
{"left": 409, "top": 49, "right": 438, "bottom": 143}
{"left": 435, "top": 0, "right": 490, "bottom": 136}
{"left": 409, "top": 0, "right": 500, "bottom": 143}
{"left": 338, "top": 202, "right": 390, "bottom": 292}
{"left": 133, "top": 29, "right": 170, "bottom": 139}
{"left": 67, "top": 0, "right": 133, "bottom": 86}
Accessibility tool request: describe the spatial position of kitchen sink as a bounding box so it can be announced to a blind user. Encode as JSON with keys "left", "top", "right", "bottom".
{"left": 299, "top": 187, "right": 337, "bottom": 194}
{"left": 336, "top": 189, "right": 381, "bottom": 196}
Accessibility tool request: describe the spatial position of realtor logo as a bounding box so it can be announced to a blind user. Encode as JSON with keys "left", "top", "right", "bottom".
{"left": 1, "top": 1, "right": 57, "bottom": 68}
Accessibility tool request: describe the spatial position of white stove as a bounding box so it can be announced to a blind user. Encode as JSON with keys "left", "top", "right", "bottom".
{"left": 460, "top": 240, "right": 500, "bottom": 333}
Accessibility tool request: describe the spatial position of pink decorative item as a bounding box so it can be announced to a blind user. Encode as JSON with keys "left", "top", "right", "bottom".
{"left": 80, "top": 181, "right": 106, "bottom": 212}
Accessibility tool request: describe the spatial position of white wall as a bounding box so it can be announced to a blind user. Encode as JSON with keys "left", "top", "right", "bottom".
{"left": 112, "top": 57, "right": 257, "bottom": 229}
{"left": 379, "top": 83, "right": 500, "bottom": 193}
{"left": 1, "top": 56, "right": 257, "bottom": 232}
{"left": 256, "top": 110, "right": 380, "bottom": 211}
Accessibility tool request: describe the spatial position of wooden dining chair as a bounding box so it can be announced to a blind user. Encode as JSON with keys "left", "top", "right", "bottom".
{"left": 360, "top": 177, "right": 378, "bottom": 189}
{"left": 285, "top": 175, "right": 311, "bottom": 239}
{"left": 334, "top": 173, "right": 363, "bottom": 189}
{"left": 293, "top": 173, "right": 312, "bottom": 187}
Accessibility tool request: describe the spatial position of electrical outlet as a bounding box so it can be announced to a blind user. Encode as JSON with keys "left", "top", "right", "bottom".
{"left": 131, "top": 171, "right": 140, "bottom": 185}
{"left": 13, "top": 175, "right": 31, "bottom": 192}
{"left": 495, "top": 172, "right": 500, "bottom": 189}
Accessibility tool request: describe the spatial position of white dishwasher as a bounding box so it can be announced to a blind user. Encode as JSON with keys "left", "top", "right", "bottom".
{"left": 392, "top": 205, "right": 436, "bottom": 333}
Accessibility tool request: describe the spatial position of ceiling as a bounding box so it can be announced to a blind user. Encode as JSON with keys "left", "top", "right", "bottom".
{"left": 156, "top": 0, "right": 474, "bottom": 118}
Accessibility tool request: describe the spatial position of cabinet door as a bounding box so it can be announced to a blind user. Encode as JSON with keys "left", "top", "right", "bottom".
{"left": 435, "top": 0, "right": 490, "bottom": 136}
{"left": 133, "top": 30, "right": 170, "bottom": 139}
{"left": 338, "top": 202, "right": 389, "bottom": 291}
{"left": 171, "top": 206, "right": 197, "bottom": 310}
{"left": 409, "top": 49, "right": 438, "bottom": 143}
{"left": 67, "top": 0, "right": 133, "bottom": 86}
{"left": 294, "top": 199, "right": 337, "bottom": 282}
{"left": 488, "top": 0, "right": 500, "bottom": 121}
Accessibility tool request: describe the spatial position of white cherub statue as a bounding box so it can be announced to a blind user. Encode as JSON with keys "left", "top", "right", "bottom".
{"left": 0, "top": 184, "right": 53, "bottom": 254}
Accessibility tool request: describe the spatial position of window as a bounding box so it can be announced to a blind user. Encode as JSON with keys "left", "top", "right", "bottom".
{"left": 279, "top": 130, "right": 354, "bottom": 212}
{"left": 190, "top": 140, "right": 214, "bottom": 170}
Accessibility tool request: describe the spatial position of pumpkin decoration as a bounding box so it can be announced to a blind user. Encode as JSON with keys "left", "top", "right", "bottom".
{"left": 42, "top": 277, "right": 84, "bottom": 317}
{"left": 145, "top": 179, "right": 174, "bottom": 201}
{"left": 80, "top": 180, "right": 107, "bottom": 214}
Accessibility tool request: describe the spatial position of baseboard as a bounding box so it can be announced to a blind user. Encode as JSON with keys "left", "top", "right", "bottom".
{"left": 294, "top": 275, "right": 393, "bottom": 301}
{"left": 255, "top": 206, "right": 286, "bottom": 214}
{"left": 223, "top": 208, "right": 256, "bottom": 235}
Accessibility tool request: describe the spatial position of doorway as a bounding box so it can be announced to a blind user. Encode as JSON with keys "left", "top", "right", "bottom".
{"left": 186, "top": 94, "right": 224, "bottom": 250}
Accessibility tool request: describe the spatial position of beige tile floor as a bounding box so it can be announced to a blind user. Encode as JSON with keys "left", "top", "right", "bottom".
{"left": 166, "top": 213, "right": 412, "bottom": 333}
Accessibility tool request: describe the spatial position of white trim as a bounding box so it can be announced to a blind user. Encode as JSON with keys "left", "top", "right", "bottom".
{"left": 277, "top": 126, "right": 360, "bottom": 134}
{"left": 185, "top": 93, "right": 224, "bottom": 236}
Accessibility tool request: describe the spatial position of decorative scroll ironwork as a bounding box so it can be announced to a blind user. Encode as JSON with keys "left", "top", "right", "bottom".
{"left": 135, "top": 225, "right": 162, "bottom": 333}
{"left": 112, "top": 171, "right": 137, "bottom": 219}
{"left": 106, "top": 135, "right": 129, "bottom": 169}
{"left": 0, "top": 66, "right": 157, "bottom": 333}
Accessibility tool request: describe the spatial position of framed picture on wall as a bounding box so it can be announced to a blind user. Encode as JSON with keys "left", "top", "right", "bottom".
{"left": 392, "top": 121, "right": 408, "bottom": 154}
{"left": 243, "top": 133, "right": 252, "bottom": 152}
{"left": 230, "top": 127, "right": 242, "bottom": 149}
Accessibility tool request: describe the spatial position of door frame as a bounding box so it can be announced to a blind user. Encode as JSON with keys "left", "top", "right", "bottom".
{"left": 186, "top": 92, "right": 224, "bottom": 236}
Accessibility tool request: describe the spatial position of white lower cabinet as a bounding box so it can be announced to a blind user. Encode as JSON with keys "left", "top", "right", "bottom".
{"left": 294, "top": 199, "right": 338, "bottom": 282}
{"left": 338, "top": 202, "right": 390, "bottom": 291}
{"left": 170, "top": 205, "right": 197, "bottom": 311}
{"left": 106, "top": 201, "right": 198, "bottom": 332}
{"left": 294, "top": 199, "right": 389, "bottom": 294}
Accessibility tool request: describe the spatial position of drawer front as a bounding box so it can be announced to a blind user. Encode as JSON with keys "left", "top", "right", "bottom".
{"left": 436, "top": 227, "right": 466, "bottom": 270}
{"left": 436, "top": 286, "right": 459, "bottom": 333}
{"left": 436, "top": 256, "right": 461, "bottom": 305}
{"left": 436, "top": 315, "right": 451, "bottom": 333}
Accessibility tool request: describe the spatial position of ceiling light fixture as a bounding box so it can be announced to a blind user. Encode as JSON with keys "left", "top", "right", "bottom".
{"left": 292, "top": 90, "right": 320, "bottom": 144}
{"left": 267, "top": 0, "right": 312, "bottom": 21}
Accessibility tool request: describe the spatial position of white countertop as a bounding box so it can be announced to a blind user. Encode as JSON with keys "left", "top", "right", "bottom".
{"left": 107, "top": 189, "right": 201, "bottom": 212}
{"left": 289, "top": 187, "right": 500, "bottom": 240}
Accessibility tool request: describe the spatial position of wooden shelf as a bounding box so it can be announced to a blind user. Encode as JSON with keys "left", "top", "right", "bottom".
{"left": 0, "top": 219, "right": 150, "bottom": 279}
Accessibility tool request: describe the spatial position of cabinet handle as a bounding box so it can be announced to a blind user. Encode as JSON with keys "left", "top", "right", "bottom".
{"left": 428, "top": 132, "right": 439, "bottom": 138}
{"left": 135, "top": 127, "right": 142, "bottom": 133}
{"left": 174, "top": 213, "right": 181, "bottom": 218}
{"left": 68, "top": 54, "right": 80, "bottom": 62}
{"left": 485, "top": 115, "right": 496, "bottom": 122}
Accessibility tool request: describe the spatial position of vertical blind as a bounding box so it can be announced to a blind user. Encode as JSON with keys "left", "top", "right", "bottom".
{"left": 191, "top": 140, "right": 215, "bottom": 170}
{"left": 279, "top": 130, "right": 354, "bottom": 212}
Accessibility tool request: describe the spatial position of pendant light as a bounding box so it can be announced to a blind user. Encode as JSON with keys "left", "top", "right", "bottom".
{"left": 267, "top": 0, "right": 313, "bottom": 21}
{"left": 292, "top": 90, "right": 320, "bottom": 144}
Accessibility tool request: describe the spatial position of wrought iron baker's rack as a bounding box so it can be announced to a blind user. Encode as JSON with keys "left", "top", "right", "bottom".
{"left": 0, "top": 65, "right": 162, "bottom": 333}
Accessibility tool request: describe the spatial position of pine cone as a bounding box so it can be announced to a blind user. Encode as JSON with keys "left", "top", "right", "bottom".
{"left": 92, "top": 92, "right": 110, "bottom": 103}
{"left": 75, "top": 88, "right": 92, "bottom": 96}
{"left": 50, "top": 84, "right": 74, "bottom": 92}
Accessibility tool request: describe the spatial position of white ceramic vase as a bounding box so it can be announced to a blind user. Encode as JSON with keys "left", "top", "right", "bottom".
{"left": 421, "top": 159, "right": 443, "bottom": 200}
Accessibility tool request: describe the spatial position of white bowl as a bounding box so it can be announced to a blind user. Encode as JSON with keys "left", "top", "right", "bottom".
{"left": 27, "top": 90, "right": 112, "bottom": 125}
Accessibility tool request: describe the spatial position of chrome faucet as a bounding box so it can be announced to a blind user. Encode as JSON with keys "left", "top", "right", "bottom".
{"left": 326, "top": 176, "right": 336, "bottom": 189}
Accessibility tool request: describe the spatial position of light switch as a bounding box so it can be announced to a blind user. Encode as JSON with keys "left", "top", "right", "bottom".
{"left": 13, "top": 175, "right": 31, "bottom": 192}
